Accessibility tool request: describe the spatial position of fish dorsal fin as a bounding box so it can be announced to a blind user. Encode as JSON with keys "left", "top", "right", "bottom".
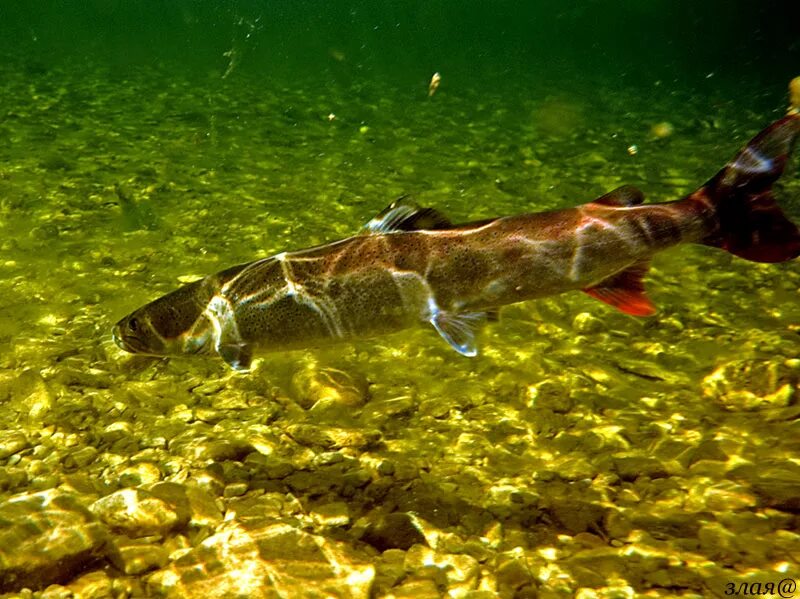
{"left": 364, "top": 195, "right": 453, "bottom": 233}
{"left": 582, "top": 261, "right": 656, "bottom": 316}
{"left": 591, "top": 185, "right": 645, "bottom": 207}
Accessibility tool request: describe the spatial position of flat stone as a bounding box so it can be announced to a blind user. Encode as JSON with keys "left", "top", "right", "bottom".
{"left": 184, "top": 483, "right": 224, "bottom": 527}
{"left": 291, "top": 365, "right": 369, "bottom": 410}
{"left": 748, "top": 462, "right": 800, "bottom": 511}
{"left": 547, "top": 499, "right": 608, "bottom": 535}
{"left": 90, "top": 488, "right": 181, "bottom": 537}
{"left": 3, "top": 369, "right": 53, "bottom": 422}
{"left": 388, "top": 577, "right": 441, "bottom": 598}
{"left": 310, "top": 502, "right": 350, "bottom": 528}
{"left": 118, "top": 462, "right": 162, "bottom": 487}
{"left": 702, "top": 359, "right": 798, "bottom": 410}
{"left": 0, "top": 431, "right": 29, "bottom": 460}
{"left": 148, "top": 521, "right": 375, "bottom": 598}
{"left": 497, "top": 556, "right": 535, "bottom": 592}
{"left": 109, "top": 538, "right": 169, "bottom": 575}
{"left": 572, "top": 312, "right": 606, "bottom": 334}
{"left": 362, "top": 512, "right": 427, "bottom": 551}
{"left": 285, "top": 424, "right": 381, "bottom": 450}
{"left": 612, "top": 455, "right": 669, "bottom": 481}
{"left": 528, "top": 378, "right": 573, "bottom": 413}
{"left": 0, "top": 490, "right": 109, "bottom": 592}
{"left": 65, "top": 570, "right": 114, "bottom": 599}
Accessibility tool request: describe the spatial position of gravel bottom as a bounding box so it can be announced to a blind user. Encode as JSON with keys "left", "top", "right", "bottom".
{"left": 0, "top": 59, "right": 798, "bottom": 597}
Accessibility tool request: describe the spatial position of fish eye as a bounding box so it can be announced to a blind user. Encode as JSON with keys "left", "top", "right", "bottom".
{"left": 128, "top": 317, "right": 139, "bottom": 332}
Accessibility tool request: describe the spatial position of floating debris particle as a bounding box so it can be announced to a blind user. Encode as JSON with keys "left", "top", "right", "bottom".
{"left": 650, "top": 121, "right": 674, "bottom": 139}
{"left": 790, "top": 76, "right": 800, "bottom": 114}
{"left": 627, "top": 144, "right": 638, "bottom": 156}
{"left": 428, "top": 72, "right": 441, "bottom": 97}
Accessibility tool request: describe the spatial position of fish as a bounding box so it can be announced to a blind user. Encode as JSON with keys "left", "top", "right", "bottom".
{"left": 113, "top": 113, "right": 800, "bottom": 372}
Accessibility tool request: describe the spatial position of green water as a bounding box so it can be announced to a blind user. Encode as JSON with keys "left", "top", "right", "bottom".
{"left": 0, "top": 2, "right": 799, "bottom": 597}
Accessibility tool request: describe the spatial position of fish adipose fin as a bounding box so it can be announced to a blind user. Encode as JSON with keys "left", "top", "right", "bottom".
{"left": 582, "top": 261, "right": 655, "bottom": 316}
{"left": 364, "top": 196, "right": 453, "bottom": 233}
{"left": 699, "top": 113, "right": 800, "bottom": 263}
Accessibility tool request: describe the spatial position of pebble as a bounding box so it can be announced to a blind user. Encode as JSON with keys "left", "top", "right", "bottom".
{"left": 612, "top": 455, "right": 669, "bottom": 482}
{"left": 291, "top": 365, "right": 368, "bottom": 410}
{"left": 702, "top": 359, "right": 797, "bottom": 410}
{"left": 0, "top": 431, "right": 30, "bottom": 460}
{"left": 572, "top": 312, "right": 606, "bottom": 334}
{"left": 66, "top": 570, "right": 114, "bottom": 599}
{"left": 362, "top": 512, "right": 427, "bottom": 551}
{"left": 310, "top": 501, "right": 350, "bottom": 528}
{"left": 223, "top": 482, "right": 249, "bottom": 497}
{"left": 0, "top": 490, "right": 110, "bottom": 592}
{"left": 118, "top": 462, "right": 162, "bottom": 487}
{"left": 110, "top": 539, "right": 169, "bottom": 574}
{"left": 285, "top": 424, "right": 381, "bottom": 450}
{"left": 148, "top": 522, "right": 375, "bottom": 598}
{"left": 90, "top": 488, "right": 182, "bottom": 537}
{"left": 496, "top": 556, "right": 535, "bottom": 592}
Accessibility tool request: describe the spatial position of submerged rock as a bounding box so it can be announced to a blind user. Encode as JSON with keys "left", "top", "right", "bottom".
{"left": 148, "top": 521, "right": 375, "bottom": 598}
{"left": 0, "top": 430, "right": 29, "bottom": 460}
{"left": 702, "top": 359, "right": 798, "bottom": 410}
{"left": 0, "top": 490, "right": 110, "bottom": 592}
{"left": 90, "top": 488, "right": 184, "bottom": 537}
{"left": 290, "top": 364, "right": 369, "bottom": 411}
{"left": 362, "top": 512, "right": 428, "bottom": 551}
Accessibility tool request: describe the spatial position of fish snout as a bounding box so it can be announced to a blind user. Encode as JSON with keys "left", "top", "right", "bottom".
{"left": 112, "top": 314, "right": 161, "bottom": 354}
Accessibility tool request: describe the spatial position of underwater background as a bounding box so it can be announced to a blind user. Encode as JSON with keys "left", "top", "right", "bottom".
{"left": 1, "top": 1, "right": 799, "bottom": 597}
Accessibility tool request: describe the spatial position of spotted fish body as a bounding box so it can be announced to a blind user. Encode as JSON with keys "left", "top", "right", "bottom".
{"left": 114, "top": 114, "right": 800, "bottom": 371}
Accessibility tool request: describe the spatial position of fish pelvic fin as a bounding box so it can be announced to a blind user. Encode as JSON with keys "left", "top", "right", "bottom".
{"left": 427, "top": 297, "right": 487, "bottom": 356}
{"left": 218, "top": 343, "right": 254, "bottom": 372}
{"left": 696, "top": 112, "right": 800, "bottom": 263}
{"left": 582, "top": 261, "right": 656, "bottom": 317}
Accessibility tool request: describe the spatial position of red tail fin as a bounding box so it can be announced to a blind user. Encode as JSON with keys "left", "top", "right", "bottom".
{"left": 700, "top": 113, "right": 800, "bottom": 263}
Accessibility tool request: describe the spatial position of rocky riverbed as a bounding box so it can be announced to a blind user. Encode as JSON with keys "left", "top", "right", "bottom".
{"left": 0, "top": 60, "right": 799, "bottom": 597}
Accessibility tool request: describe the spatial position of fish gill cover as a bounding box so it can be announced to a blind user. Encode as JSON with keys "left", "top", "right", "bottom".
{"left": 0, "top": 1, "right": 799, "bottom": 597}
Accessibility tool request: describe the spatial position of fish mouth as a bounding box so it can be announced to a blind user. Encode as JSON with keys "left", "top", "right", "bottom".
{"left": 112, "top": 324, "right": 146, "bottom": 354}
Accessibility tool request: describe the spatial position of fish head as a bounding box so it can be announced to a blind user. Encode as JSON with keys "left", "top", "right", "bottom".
{"left": 113, "top": 279, "right": 214, "bottom": 357}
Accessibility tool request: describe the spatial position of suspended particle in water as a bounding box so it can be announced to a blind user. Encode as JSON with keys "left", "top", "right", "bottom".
{"left": 789, "top": 76, "right": 800, "bottom": 114}
{"left": 428, "top": 72, "right": 441, "bottom": 97}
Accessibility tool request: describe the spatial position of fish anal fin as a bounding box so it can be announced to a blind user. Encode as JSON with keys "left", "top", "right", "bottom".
{"left": 430, "top": 310, "right": 486, "bottom": 356}
{"left": 591, "top": 185, "right": 645, "bottom": 208}
{"left": 364, "top": 196, "right": 453, "bottom": 233}
{"left": 582, "top": 261, "right": 656, "bottom": 316}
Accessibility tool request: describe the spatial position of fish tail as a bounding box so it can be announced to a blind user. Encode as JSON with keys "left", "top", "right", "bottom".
{"left": 697, "top": 113, "right": 800, "bottom": 263}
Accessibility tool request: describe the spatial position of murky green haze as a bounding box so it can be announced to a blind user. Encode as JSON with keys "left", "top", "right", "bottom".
{"left": 0, "top": 2, "right": 799, "bottom": 598}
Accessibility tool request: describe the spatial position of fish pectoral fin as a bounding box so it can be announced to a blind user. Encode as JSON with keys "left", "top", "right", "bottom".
{"left": 582, "top": 261, "right": 656, "bottom": 316}
{"left": 218, "top": 343, "right": 254, "bottom": 372}
{"left": 590, "top": 185, "right": 645, "bottom": 207}
{"left": 430, "top": 311, "right": 486, "bottom": 356}
{"left": 363, "top": 195, "right": 453, "bottom": 233}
